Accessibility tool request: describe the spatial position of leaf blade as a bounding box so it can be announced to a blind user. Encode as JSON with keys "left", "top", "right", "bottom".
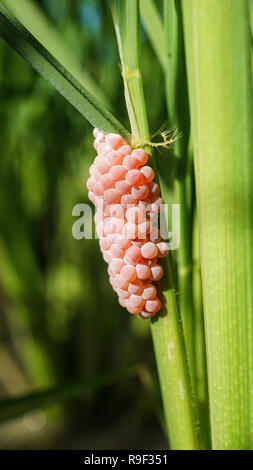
{"left": 1, "top": 0, "right": 111, "bottom": 108}
{"left": 0, "top": 3, "right": 129, "bottom": 138}
{"left": 112, "top": 0, "right": 150, "bottom": 141}
{"left": 139, "top": 0, "right": 166, "bottom": 71}
{"left": 182, "top": 0, "right": 253, "bottom": 449}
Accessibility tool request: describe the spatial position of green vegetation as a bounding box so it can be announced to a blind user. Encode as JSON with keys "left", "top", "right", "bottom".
{"left": 0, "top": 0, "right": 252, "bottom": 450}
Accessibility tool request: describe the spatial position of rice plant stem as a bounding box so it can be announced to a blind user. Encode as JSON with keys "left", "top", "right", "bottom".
{"left": 182, "top": 0, "right": 253, "bottom": 449}
{"left": 112, "top": 0, "right": 199, "bottom": 449}
{"left": 164, "top": 0, "right": 196, "bottom": 401}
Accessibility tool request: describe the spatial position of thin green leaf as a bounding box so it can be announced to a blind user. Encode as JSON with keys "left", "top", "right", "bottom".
{"left": 112, "top": 0, "right": 149, "bottom": 142}
{"left": 1, "top": 0, "right": 111, "bottom": 108}
{"left": 0, "top": 366, "right": 138, "bottom": 423}
{"left": 164, "top": 0, "right": 197, "bottom": 409}
{"left": 0, "top": 3, "right": 129, "bottom": 138}
{"left": 139, "top": 0, "right": 166, "bottom": 71}
{"left": 182, "top": 0, "right": 253, "bottom": 449}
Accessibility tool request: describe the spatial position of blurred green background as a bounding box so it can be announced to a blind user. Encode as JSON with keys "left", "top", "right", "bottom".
{"left": 0, "top": 0, "right": 168, "bottom": 449}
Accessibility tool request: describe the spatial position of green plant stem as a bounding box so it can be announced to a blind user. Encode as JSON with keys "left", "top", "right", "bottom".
{"left": 0, "top": 2, "right": 128, "bottom": 137}
{"left": 192, "top": 209, "right": 210, "bottom": 448}
{"left": 182, "top": 0, "right": 253, "bottom": 449}
{"left": 139, "top": 0, "right": 166, "bottom": 71}
{"left": 112, "top": 0, "right": 199, "bottom": 449}
{"left": 164, "top": 0, "right": 195, "bottom": 394}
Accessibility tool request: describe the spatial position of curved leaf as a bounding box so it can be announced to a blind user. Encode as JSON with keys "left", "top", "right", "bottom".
{"left": 1, "top": 0, "right": 111, "bottom": 109}
{"left": 0, "top": 3, "right": 129, "bottom": 138}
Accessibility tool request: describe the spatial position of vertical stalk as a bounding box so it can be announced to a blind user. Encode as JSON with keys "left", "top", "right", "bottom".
{"left": 192, "top": 209, "right": 210, "bottom": 448}
{"left": 164, "top": 0, "right": 195, "bottom": 391}
{"left": 139, "top": 0, "right": 166, "bottom": 71}
{"left": 182, "top": 0, "right": 253, "bottom": 449}
{"left": 112, "top": 0, "right": 199, "bottom": 449}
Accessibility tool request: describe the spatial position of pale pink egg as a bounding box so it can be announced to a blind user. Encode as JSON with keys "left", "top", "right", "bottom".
{"left": 121, "top": 194, "right": 137, "bottom": 208}
{"left": 110, "top": 243, "right": 125, "bottom": 258}
{"left": 122, "top": 222, "right": 138, "bottom": 240}
{"left": 145, "top": 298, "right": 162, "bottom": 314}
{"left": 105, "top": 133, "right": 124, "bottom": 149}
{"left": 126, "top": 302, "right": 142, "bottom": 315}
{"left": 120, "top": 145, "right": 133, "bottom": 156}
{"left": 97, "top": 158, "right": 111, "bottom": 175}
{"left": 109, "top": 204, "right": 125, "bottom": 219}
{"left": 123, "top": 156, "right": 140, "bottom": 170}
{"left": 97, "top": 142, "right": 105, "bottom": 154}
{"left": 132, "top": 184, "right": 149, "bottom": 200}
{"left": 110, "top": 258, "right": 125, "bottom": 274}
{"left": 115, "top": 238, "right": 132, "bottom": 250}
{"left": 99, "top": 238, "right": 114, "bottom": 251}
{"left": 132, "top": 148, "right": 148, "bottom": 165}
{"left": 109, "top": 165, "right": 127, "bottom": 180}
{"left": 115, "top": 181, "right": 131, "bottom": 195}
{"left": 128, "top": 280, "right": 143, "bottom": 295}
{"left": 96, "top": 131, "right": 105, "bottom": 142}
{"left": 95, "top": 220, "right": 104, "bottom": 238}
{"left": 101, "top": 144, "right": 113, "bottom": 157}
{"left": 125, "top": 207, "right": 144, "bottom": 224}
{"left": 117, "top": 288, "right": 130, "bottom": 299}
{"left": 149, "top": 227, "right": 161, "bottom": 243}
{"left": 142, "top": 284, "right": 157, "bottom": 300}
{"left": 104, "top": 188, "right": 121, "bottom": 204}
{"left": 150, "top": 264, "right": 164, "bottom": 281}
{"left": 107, "top": 150, "right": 124, "bottom": 165}
{"left": 125, "top": 246, "right": 142, "bottom": 263}
{"left": 89, "top": 163, "right": 96, "bottom": 177}
{"left": 120, "top": 264, "right": 136, "bottom": 282}
{"left": 94, "top": 182, "right": 104, "bottom": 197}
{"left": 100, "top": 173, "right": 115, "bottom": 190}
{"left": 136, "top": 264, "right": 151, "bottom": 280}
{"left": 103, "top": 251, "right": 113, "bottom": 263}
{"left": 141, "top": 242, "right": 158, "bottom": 259}
{"left": 139, "top": 310, "right": 155, "bottom": 319}
{"left": 119, "top": 298, "right": 128, "bottom": 308}
{"left": 87, "top": 176, "right": 95, "bottom": 192}
{"left": 140, "top": 166, "right": 155, "bottom": 183}
{"left": 93, "top": 128, "right": 99, "bottom": 138}
{"left": 129, "top": 294, "right": 145, "bottom": 309}
{"left": 157, "top": 242, "right": 169, "bottom": 258}
{"left": 115, "top": 274, "right": 129, "bottom": 289}
{"left": 138, "top": 221, "right": 152, "bottom": 239}
{"left": 126, "top": 169, "right": 144, "bottom": 187}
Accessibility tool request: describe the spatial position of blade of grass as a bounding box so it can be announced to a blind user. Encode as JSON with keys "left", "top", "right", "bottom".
{"left": 192, "top": 208, "right": 210, "bottom": 448}
{"left": 111, "top": 0, "right": 149, "bottom": 142}
{"left": 139, "top": 0, "right": 166, "bottom": 71}
{"left": 1, "top": 0, "right": 111, "bottom": 108}
{"left": 0, "top": 3, "right": 129, "bottom": 138}
{"left": 112, "top": 0, "right": 199, "bottom": 449}
{"left": 0, "top": 366, "right": 138, "bottom": 423}
{"left": 164, "top": 1, "right": 210, "bottom": 448}
{"left": 182, "top": 0, "right": 253, "bottom": 449}
{"left": 164, "top": 0, "right": 195, "bottom": 388}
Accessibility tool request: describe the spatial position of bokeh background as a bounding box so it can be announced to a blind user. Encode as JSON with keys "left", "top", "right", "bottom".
{"left": 0, "top": 0, "right": 169, "bottom": 449}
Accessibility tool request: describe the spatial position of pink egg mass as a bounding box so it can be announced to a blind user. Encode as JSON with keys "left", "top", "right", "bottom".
{"left": 87, "top": 129, "right": 169, "bottom": 319}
